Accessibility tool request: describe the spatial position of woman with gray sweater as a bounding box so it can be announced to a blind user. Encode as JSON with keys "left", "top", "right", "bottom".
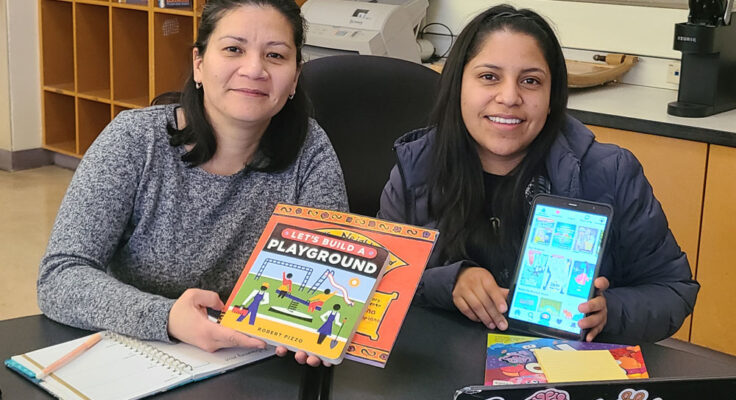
{"left": 37, "top": 0, "right": 347, "bottom": 367}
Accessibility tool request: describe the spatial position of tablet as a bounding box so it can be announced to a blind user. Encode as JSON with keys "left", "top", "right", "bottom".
{"left": 506, "top": 194, "right": 613, "bottom": 340}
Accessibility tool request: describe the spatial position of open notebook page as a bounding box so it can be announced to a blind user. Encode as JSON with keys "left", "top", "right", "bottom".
{"left": 19, "top": 334, "right": 184, "bottom": 400}
{"left": 13, "top": 333, "right": 274, "bottom": 400}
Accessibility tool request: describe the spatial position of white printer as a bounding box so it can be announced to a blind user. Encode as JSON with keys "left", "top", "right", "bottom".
{"left": 301, "top": 0, "right": 428, "bottom": 63}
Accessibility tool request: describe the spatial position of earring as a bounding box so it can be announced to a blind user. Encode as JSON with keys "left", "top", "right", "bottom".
{"left": 195, "top": 81, "right": 202, "bottom": 89}
{"left": 288, "top": 93, "right": 295, "bottom": 100}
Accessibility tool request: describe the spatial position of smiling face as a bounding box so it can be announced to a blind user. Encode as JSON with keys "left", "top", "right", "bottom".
{"left": 193, "top": 5, "right": 299, "bottom": 133}
{"left": 460, "top": 30, "right": 552, "bottom": 175}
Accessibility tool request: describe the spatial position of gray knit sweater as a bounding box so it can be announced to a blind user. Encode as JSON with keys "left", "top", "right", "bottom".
{"left": 38, "top": 104, "right": 348, "bottom": 341}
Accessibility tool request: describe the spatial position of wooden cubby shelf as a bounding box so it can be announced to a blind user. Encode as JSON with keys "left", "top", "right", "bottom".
{"left": 77, "top": 99, "right": 112, "bottom": 154}
{"left": 40, "top": 1, "right": 74, "bottom": 90}
{"left": 154, "top": 12, "right": 194, "bottom": 97}
{"left": 114, "top": 105, "right": 131, "bottom": 118}
{"left": 112, "top": 7, "right": 149, "bottom": 107}
{"left": 43, "top": 91, "right": 77, "bottom": 156}
{"left": 76, "top": 3, "right": 111, "bottom": 99}
{"left": 39, "top": 0, "right": 208, "bottom": 158}
{"left": 43, "top": 85, "right": 76, "bottom": 96}
{"left": 76, "top": 0, "right": 110, "bottom": 6}
{"left": 112, "top": 3, "right": 151, "bottom": 12}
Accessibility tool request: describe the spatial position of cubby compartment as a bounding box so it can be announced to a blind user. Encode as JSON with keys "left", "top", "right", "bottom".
{"left": 114, "top": 105, "right": 131, "bottom": 118}
{"left": 76, "top": 3, "right": 111, "bottom": 99}
{"left": 112, "top": 8, "right": 149, "bottom": 107}
{"left": 153, "top": 12, "right": 193, "bottom": 97}
{"left": 40, "top": 0, "right": 74, "bottom": 92}
{"left": 77, "top": 99, "right": 112, "bottom": 154}
{"left": 43, "top": 91, "right": 77, "bottom": 155}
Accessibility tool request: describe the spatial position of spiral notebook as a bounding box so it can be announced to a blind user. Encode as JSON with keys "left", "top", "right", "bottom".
{"left": 5, "top": 331, "right": 274, "bottom": 400}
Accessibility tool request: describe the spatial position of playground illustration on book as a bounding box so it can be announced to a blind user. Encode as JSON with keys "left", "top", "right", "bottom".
{"left": 221, "top": 223, "right": 389, "bottom": 362}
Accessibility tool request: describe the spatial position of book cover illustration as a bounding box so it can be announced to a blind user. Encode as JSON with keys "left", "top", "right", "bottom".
{"left": 274, "top": 205, "right": 438, "bottom": 367}
{"left": 221, "top": 220, "right": 388, "bottom": 363}
{"left": 325, "top": 221, "right": 437, "bottom": 367}
{"left": 221, "top": 204, "right": 438, "bottom": 367}
{"left": 485, "top": 334, "right": 648, "bottom": 385}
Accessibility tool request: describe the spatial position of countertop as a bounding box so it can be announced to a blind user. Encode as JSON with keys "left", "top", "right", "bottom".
{"left": 567, "top": 83, "right": 736, "bottom": 147}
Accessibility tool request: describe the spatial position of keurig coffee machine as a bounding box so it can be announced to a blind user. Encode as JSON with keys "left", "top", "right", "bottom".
{"left": 668, "top": 0, "right": 736, "bottom": 117}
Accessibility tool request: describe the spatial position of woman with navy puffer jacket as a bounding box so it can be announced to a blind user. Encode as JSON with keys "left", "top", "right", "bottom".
{"left": 378, "top": 4, "right": 698, "bottom": 344}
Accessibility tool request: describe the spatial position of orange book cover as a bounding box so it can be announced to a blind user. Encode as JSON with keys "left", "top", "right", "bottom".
{"left": 221, "top": 204, "right": 438, "bottom": 366}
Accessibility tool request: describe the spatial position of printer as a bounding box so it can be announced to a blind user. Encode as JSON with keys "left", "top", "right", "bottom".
{"left": 301, "top": 0, "right": 429, "bottom": 63}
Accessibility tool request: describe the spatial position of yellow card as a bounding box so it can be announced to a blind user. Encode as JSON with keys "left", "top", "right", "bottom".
{"left": 533, "top": 348, "right": 628, "bottom": 383}
{"left": 487, "top": 333, "right": 539, "bottom": 347}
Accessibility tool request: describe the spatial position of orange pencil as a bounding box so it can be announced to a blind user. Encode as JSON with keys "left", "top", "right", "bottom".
{"left": 36, "top": 332, "right": 103, "bottom": 380}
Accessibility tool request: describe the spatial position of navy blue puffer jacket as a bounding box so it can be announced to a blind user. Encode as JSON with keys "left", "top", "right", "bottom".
{"left": 378, "top": 115, "right": 699, "bottom": 343}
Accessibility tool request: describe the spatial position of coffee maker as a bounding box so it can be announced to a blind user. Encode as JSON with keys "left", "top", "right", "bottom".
{"left": 667, "top": 0, "right": 736, "bottom": 117}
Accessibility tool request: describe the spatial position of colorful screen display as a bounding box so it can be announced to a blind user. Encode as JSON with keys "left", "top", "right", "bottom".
{"left": 508, "top": 203, "right": 609, "bottom": 335}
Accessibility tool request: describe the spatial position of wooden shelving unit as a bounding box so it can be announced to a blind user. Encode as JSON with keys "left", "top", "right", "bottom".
{"left": 39, "top": 0, "right": 207, "bottom": 157}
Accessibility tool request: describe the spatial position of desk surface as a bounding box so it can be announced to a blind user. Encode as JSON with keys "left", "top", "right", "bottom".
{"left": 0, "top": 315, "right": 305, "bottom": 399}
{"left": 331, "top": 306, "right": 736, "bottom": 400}
{"left": 3, "top": 309, "right": 736, "bottom": 400}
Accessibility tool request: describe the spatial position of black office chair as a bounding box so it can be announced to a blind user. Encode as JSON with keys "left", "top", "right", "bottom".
{"left": 300, "top": 55, "right": 441, "bottom": 217}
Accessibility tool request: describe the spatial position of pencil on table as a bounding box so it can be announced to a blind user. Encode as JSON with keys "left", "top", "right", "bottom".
{"left": 36, "top": 332, "right": 103, "bottom": 380}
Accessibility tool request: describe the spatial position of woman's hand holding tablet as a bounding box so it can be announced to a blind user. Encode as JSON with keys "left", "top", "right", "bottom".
{"left": 577, "top": 276, "right": 610, "bottom": 341}
{"left": 506, "top": 194, "right": 614, "bottom": 341}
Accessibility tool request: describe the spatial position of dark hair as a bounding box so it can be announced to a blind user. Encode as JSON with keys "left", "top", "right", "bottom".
{"left": 169, "top": 0, "right": 309, "bottom": 172}
{"left": 429, "top": 4, "right": 568, "bottom": 263}
{"left": 151, "top": 91, "right": 182, "bottom": 106}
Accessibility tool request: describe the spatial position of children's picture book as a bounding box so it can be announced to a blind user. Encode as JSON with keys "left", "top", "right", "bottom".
{"left": 5, "top": 331, "right": 273, "bottom": 400}
{"left": 220, "top": 204, "right": 438, "bottom": 366}
{"left": 485, "top": 333, "right": 648, "bottom": 385}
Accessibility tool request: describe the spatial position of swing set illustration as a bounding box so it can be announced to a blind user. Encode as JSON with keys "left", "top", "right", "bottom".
{"left": 252, "top": 258, "right": 351, "bottom": 323}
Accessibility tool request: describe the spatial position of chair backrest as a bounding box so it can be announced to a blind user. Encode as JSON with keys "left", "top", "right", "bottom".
{"left": 300, "top": 55, "right": 440, "bottom": 217}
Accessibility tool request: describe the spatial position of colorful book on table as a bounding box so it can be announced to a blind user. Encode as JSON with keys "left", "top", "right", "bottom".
{"left": 219, "top": 204, "right": 438, "bottom": 366}
{"left": 485, "top": 333, "right": 648, "bottom": 385}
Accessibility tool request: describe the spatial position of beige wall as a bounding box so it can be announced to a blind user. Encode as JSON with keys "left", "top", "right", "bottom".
{"left": 426, "top": 0, "right": 688, "bottom": 59}
{"left": 0, "top": 0, "right": 11, "bottom": 151}
{"left": 6, "top": 0, "right": 41, "bottom": 151}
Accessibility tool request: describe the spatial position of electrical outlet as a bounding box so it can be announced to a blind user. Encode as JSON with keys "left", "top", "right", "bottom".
{"left": 667, "top": 62, "right": 681, "bottom": 85}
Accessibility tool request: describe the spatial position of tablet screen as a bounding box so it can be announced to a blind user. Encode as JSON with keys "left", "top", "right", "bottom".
{"left": 508, "top": 201, "right": 610, "bottom": 336}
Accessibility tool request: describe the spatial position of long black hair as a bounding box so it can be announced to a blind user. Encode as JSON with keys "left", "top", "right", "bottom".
{"left": 429, "top": 4, "right": 568, "bottom": 264}
{"left": 168, "top": 0, "right": 309, "bottom": 172}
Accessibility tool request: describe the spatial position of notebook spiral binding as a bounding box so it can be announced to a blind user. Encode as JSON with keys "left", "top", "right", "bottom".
{"left": 104, "top": 332, "right": 195, "bottom": 375}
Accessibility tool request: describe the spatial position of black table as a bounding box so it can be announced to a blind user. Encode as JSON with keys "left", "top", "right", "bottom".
{"left": 330, "top": 306, "right": 736, "bottom": 399}
{"left": 3, "top": 308, "right": 736, "bottom": 399}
